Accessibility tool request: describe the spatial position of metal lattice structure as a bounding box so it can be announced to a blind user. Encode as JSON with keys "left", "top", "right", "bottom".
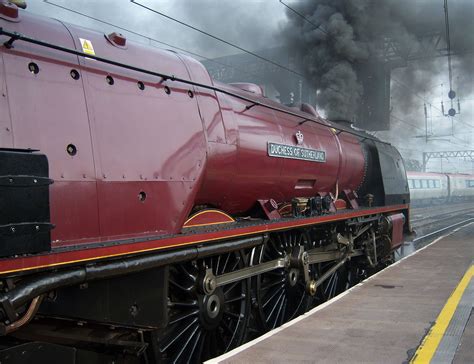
{"left": 422, "top": 150, "right": 474, "bottom": 171}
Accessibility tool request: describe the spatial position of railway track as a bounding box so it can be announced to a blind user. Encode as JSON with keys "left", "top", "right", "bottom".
{"left": 410, "top": 202, "right": 474, "bottom": 224}
{"left": 396, "top": 204, "right": 474, "bottom": 258}
{"left": 410, "top": 204, "right": 474, "bottom": 231}
{"left": 410, "top": 207, "right": 474, "bottom": 230}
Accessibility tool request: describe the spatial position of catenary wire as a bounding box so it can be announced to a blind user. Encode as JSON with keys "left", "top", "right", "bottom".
{"left": 129, "top": 0, "right": 353, "bottom": 100}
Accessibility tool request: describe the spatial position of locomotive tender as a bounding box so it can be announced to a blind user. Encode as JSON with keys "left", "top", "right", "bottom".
{"left": 0, "top": 2, "right": 410, "bottom": 363}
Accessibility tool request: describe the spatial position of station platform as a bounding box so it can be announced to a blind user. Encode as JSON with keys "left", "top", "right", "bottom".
{"left": 208, "top": 223, "right": 474, "bottom": 364}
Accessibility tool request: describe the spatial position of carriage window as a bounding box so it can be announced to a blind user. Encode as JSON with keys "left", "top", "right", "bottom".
{"left": 428, "top": 180, "right": 434, "bottom": 188}
{"left": 414, "top": 179, "right": 421, "bottom": 188}
{"left": 421, "top": 180, "right": 428, "bottom": 188}
{"left": 408, "top": 180, "right": 414, "bottom": 189}
{"left": 435, "top": 180, "right": 441, "bottom": 188}
{"left": 466, "top": 180, "right": 474, "bottom": 188}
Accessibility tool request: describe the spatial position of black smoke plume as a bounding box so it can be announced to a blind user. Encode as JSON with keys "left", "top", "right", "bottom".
{"left": 283, "top": 0, "right": 474, "bottom": 121}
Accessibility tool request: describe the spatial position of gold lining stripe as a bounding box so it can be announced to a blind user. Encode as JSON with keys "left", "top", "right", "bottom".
{"left": 183, "top": 209, "right": 235, "bottom": 228}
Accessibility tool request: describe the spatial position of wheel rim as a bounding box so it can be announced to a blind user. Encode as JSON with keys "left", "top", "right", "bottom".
{"left": 158, "top": 251, "right": 250, "bottom": 363}
{"left": 255, "top": 230, "right": 317, "bottom": 331}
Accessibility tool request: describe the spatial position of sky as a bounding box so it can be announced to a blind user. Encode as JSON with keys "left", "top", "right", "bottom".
{"left": 22, "top": 0, "right": 474, "bottom": 173}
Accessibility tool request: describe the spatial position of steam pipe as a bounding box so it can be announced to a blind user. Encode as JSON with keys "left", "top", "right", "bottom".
{"left": 4, "top": 295, "right": 43, "bottom": 334}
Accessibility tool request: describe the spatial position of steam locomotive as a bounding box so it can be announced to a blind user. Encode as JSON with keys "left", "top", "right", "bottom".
{"left": 0, "top": 2, "right": 410, "bottom": 363}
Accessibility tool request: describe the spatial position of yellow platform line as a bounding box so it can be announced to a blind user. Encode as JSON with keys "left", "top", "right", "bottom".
{"left": 411, "top": 264, "right": 474, "bottom": 364}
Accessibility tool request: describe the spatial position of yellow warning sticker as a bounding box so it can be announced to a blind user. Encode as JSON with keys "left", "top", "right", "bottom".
{"left": 79, "top": 38, "right": 95, "bottom": 56}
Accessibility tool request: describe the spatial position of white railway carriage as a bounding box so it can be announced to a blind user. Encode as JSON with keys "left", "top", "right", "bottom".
{"left": 448, "top": 174, "right": 474, "bottom": 201}
{"left": 407, "top": 171, "right": 474, "bottom": 205}
{"left": 407, "top": 172, "right": 448, "bottom": 205}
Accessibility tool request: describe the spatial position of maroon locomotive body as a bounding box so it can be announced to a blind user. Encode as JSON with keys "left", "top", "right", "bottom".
{"left": 0, "top": 3, "right": 409, "bottom": 363}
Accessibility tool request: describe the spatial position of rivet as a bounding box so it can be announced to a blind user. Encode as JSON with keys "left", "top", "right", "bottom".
{"left": 83, "top": 174, "right": 87, "bottom": 178}
{"left": 33, "top": 179, "right": 37, "bottom": 183}
{"left": 28, "top": 62, "right": 39, "bottom": 75}
{"left": 10, "top": 227, "right": 15, "bottom": 233}
{"left": 5, "top": 127, "right": 10, "bottom": 131}
{"left": 138, "top": 191, "right": 147, "bottom": 202}
{"left": 140, "top": 174, "right": 143, "bottom": 180}
{"left": 67, "top": 144, "right": 77, "bottom": 156}
{"left": 35, "top": 226, "right": 40, "bottom": 231}
{"left": 70, "top": 69, "right": 80, "bottom": 80}
{"left": 103, "top": 174, "right": 107, "bottom": 179}
{"left": 122, "top": 174, "right": 126, "bottom": 179}
{"left": 61, "top": 174, "right": 64, "bottom": 178}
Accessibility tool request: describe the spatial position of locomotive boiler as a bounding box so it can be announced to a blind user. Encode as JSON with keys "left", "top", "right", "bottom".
{"left": 0, "top": 2, "right": 410, "bottom": 363}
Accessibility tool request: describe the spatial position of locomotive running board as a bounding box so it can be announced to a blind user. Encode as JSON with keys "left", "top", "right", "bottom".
{"left": 0, "top": 204, "right": 408, "bottom": 277}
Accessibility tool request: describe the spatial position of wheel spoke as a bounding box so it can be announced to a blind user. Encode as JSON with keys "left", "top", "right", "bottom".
{"left": 160, "top": 317, "right": 199, "bottom": 351}
{"left": 223, "top": 281, "right": 240, "bottom": 296}
{"left": 225, "top": 293, "right": 246, "bottom": 304}
{"left": 221, "top": 253, "right": 231, "bottom": 274}
{"left": 169, "top": 278, "right": 192, "bottom": 292}
{"left": 274, "top": 294, "right": 286, "bottom": 327}
{"left": 169, "top": 309, "right": 199, "bottom": 326}
{"left": 180, "top": 265, "right": 197, "bottom": 282}
{"left": 216, "top": 254, "right": 221, "bottom": 274}
{"left": 262, "top": 285, "right": 285, "bottom": 308}
{"left": 168, "top": 300, "right": 198, "bottom": 308}
{"left": 265, "top": 290, "right": 285, "bottom": 324}
{"left": 185, "top": 330, "right": 202, "bottom": 364}
{"left": 173, "top": 323, "right": 200, "bottom": 363}
{"left": 231, "top": 255, "right": 241, "bottom": 272}
{"left": 260, "top": 277, "right": 286, "bottom": 292}
{"left": 223, "top": 311, "right": 241, "bottom": 320}
{"left": 220, "top": 319, "right": 234, "bottom": 336}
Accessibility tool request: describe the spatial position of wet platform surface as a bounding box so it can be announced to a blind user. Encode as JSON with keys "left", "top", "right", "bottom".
{"left": 208, "top": 223, "right": 474, "bottom": 364}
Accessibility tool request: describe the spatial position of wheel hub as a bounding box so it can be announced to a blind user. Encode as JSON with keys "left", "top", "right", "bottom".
{"left": 199, "top": 288, "right": 225, "bottom": 330}
{"left": 288, "top": 268, "right": 299, "bottom": 287}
